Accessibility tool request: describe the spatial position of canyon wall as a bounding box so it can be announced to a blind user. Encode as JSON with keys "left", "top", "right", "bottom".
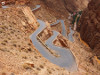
{"left": 77, "top": 0, "right": 100, "bottom": 54}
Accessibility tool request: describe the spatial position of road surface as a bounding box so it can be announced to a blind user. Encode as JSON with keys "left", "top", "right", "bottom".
{"left": 30, "top": 20, "right": 77, "bottom": 71}
{"left": 32, "top": 5, "right": 41, "bottom": 11}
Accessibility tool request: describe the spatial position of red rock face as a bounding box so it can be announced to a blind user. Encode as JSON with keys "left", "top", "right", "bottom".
{"left": 77, "top": 0, "right": 100, "bottom": 53}
{"left": 0, "top": 3, "right": 1, "bottom": 8}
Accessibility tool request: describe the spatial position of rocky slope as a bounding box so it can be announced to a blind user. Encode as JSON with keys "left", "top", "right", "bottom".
{"left": 1, "top": 0, "right": 89, "bottom": 19}
{"left": 0, "top": 0, "right": 30, "bottom": 5}
{"left": 0, "top": 0, "right": 90, "bottom": 35}
{"left": 77, "top": 0, "right": 100, "bottom": 71}
{"left": 77, "top": 0, "right": 100, "bottom": 54}
{"left": 0, "top": 0, "right": 100, "bottom": 75}
{"left": 0, "top": 6, "right": 69, "bottom": 75}
{"left": 29, "top": 0, "right": 89, "bottom": 20}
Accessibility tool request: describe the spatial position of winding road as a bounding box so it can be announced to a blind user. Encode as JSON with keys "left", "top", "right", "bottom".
{"left": 51, "top": 20, "right": 74, "bottom": 42}
{"left": 50, "top": 20, "right": 67, "bottom": 38}
{"left": 68, "top": 27, "right": 74, "bottom": 42}
{"left": 30, "top": 5, "right": 77, "bottom": 71}
{"left": 45, "top": 31, "right": 77, "bottom": 71}
{"left": 32, "top": 5, "right": 41, "bottom": 11}
{"left": 30, "top": 20, "right": 77, "bottom": 71}
{"left": 2, "top": 6, "right": 9, "bottom": 9}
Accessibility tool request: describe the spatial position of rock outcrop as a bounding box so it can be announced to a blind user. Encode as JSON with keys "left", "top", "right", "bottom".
{"left": 38, "top": 22, "right": 53, "bottom": 42}
{"left": 77, "top": 0, "right": 100, "bottom": 54}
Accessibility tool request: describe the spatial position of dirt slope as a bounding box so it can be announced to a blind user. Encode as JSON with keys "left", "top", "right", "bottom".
{"left": 0, "top": 0, "right": 89, "bottom": 19}
{"left": 0, "top": 6, "right": 69, "bottom": 75}
{"left": 0, "top": 0, "right": 100, "bottom": 75}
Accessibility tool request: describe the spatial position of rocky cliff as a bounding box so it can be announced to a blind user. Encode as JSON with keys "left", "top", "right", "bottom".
{"left": 77, "top": 0, "right": 100, "bottom": 55}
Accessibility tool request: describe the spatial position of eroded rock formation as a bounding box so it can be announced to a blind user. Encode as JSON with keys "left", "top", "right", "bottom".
{"left": 77, "top": 0, "right": 100, "bottom": 54}
{"left": 38, "top": 22, "right": 53, "bottom": 42}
